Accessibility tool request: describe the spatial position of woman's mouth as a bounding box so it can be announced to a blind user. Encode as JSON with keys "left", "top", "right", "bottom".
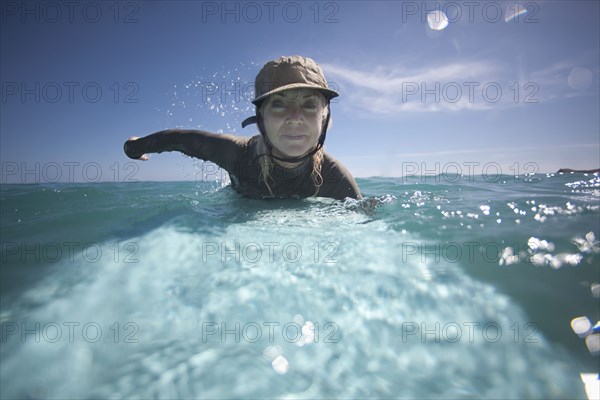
{"left": 282, "top": 135, "right": 307, "bottom": 141}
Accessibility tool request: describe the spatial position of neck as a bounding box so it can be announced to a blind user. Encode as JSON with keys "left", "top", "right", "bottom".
{"left": 256, "top": 136, "right": 311, "bottom": 169}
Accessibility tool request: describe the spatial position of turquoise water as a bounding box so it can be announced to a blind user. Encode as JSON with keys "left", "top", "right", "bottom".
{"left": 1, "top": 174, "right": 599, "bottom": 399}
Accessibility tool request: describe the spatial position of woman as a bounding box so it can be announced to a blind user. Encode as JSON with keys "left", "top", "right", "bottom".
{"left": 124, "top": 55, "right": 362, "bottom": 201}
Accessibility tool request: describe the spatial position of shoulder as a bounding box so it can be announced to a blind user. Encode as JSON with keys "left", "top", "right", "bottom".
{"left": 246, "top": 134, "right": 260, "bottom": 150}
{"left": 322, "top": 151, "right": 353, "bottom": 178}
{"left": 320, "top": 151, "right": 362, "bottom": 200}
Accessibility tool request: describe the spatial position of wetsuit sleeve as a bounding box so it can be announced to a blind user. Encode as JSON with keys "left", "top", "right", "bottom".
{"left": 124, "top": 129, "right": 245, "bottom": 171}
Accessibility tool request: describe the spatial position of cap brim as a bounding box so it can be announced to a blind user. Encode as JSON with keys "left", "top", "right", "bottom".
{"left": 251, "top": 84, "right": 339, "bottom": 105}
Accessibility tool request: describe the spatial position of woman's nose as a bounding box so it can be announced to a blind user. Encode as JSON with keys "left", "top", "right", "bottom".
{"left": 285, "top": 104, "right": 303, "bottom": 121}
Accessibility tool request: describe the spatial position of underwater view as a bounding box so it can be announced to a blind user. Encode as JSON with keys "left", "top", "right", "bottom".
{"left": 1, "top": 173, "right": 598, "bottom": 398}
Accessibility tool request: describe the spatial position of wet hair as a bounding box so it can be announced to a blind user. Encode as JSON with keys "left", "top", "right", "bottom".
{"left": 257, "top": 146, "right": 325, "bottom": 198}
{"left": 256, "top": 92, "right": 329, "bottom": 197}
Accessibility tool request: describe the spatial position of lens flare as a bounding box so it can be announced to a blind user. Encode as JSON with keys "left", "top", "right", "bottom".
{"left": 427, "top": 10, "right": 449, "bottom": 31}
{"left": 568, "top": 67, "right": 593, "bottom": 91}
{"left": 505, "top": 3, "right": 528, "bottom": 22}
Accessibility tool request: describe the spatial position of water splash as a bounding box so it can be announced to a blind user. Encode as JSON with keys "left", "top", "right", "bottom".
{"left": 160, "top": 62, "right": 258, "bottom": 132}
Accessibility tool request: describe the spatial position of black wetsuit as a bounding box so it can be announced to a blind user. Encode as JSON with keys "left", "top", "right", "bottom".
{"left": 124, "top": 130, "right": 362, "bottom": 200}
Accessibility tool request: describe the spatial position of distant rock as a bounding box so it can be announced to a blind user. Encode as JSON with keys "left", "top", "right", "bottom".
{"left": 557, "top": 168, "right": 600, "bottom": 173}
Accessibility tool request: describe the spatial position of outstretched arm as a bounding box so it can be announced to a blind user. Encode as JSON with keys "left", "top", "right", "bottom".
{"left": 123, "top": 129, "right": 246, "bottom": 171}
{"left": 124, "top": 136, "right": 150, "bottom": 160}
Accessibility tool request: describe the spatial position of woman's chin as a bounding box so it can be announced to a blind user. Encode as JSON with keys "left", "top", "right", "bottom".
{"left": 275, "top": 144, "right": 311, "bottom": 158}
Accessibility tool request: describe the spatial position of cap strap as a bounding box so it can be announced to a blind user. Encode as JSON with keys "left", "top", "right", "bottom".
{"left": 253, "top": 104, "right": 331, "bottom": 164}
{"left": 241, "top": 116, "right": 258, "bottom": 128}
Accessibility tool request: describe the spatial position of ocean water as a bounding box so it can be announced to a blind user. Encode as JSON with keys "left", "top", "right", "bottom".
{"left": 1, "top": 173, "right": 599, "bottom": 399}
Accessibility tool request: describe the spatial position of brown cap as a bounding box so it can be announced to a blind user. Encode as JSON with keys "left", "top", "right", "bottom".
{"left": 250, "top": 55, "right": 339, "bottom": 105}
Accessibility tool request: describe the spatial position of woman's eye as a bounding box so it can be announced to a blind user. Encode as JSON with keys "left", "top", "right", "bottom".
{"left": 303, "top": 102, "right": 317, "bottom": 110}
{"left": 270, "top": 101, "right": 286, "bottom": 109}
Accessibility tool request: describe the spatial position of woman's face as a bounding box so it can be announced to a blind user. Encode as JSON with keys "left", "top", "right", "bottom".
{"left": 260, "top": 89, "right": 327, "bottom": 158}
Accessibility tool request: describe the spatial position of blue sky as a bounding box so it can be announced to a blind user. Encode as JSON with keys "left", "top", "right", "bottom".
{"left": 1, "top": 0, "right": 598, "bottom": 183}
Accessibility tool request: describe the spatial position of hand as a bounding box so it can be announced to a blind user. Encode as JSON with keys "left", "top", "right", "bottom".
{"left": 124, "top": 136, "right": 149, "bottom": 160}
